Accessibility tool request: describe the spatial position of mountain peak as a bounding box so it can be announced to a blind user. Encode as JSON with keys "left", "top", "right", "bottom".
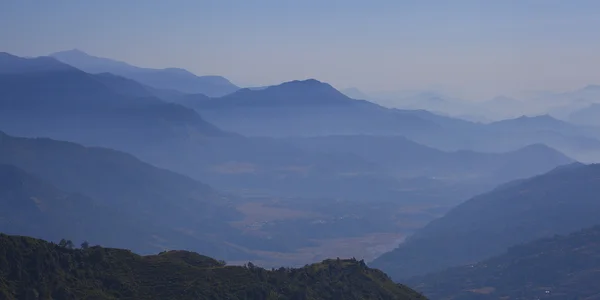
{"left": 261, "top": 79, "right": 353, "bottom": 104}
{"left": 57, "top": 48, "right": 89, "bottom": 56}
{"left": 210, "top": 78, "right": 365, "bottom": 107}
{"left": 274, "top": 79, "right": 336, "bottom": 91}
{"left": 279, "top": 78, "right": 326, "bottom": 87}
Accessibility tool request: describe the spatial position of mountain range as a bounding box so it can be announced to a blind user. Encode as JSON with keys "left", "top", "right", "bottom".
{"left": 285, "top": 135, "right": 572, "bottom": 184}
{"left": 2, "top": 47, "right": 600, "bottom": 298}
{"left": 2, "top": 52, "right": 577, "bottom": 204}
{"left": 176, "top": 79, "right": 441, "bottom": 137}
{"left": 167, "top": 75, "right": 600, "bottom": 162}
{"left": 0, "top": 52, "right": 227, "bottom": 149}
{"left": 50, "top": 49, "right": 239, "bottom": 97}
{"left": 0, "top": 53, "right": 403, "bottom": 201}
{"left": 371, "top": 163, "right": 600, "bottom": 280}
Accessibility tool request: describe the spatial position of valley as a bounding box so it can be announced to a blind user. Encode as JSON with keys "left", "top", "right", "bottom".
{"left": 3, "top": 30, "right": 600, "bottom": 298}
{"left": 227, "top": 196, "right": 445, "bottom": 267}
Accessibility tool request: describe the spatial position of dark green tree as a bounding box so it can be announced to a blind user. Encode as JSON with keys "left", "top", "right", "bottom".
{"left": 65, "top": 240, "right": 74, "bottom": 249}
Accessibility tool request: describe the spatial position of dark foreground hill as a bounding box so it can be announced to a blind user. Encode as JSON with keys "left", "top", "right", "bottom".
{"left": 408, "top": 225, "right": 600, "bottom": 299}
{"left": 371, "top": 163, "right": 600, "bottom": 280}
{"left": 0, "top": 233, "right": 426, "bottom": 300}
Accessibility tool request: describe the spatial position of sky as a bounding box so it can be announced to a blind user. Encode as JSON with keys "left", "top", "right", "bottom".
{"left": 1, "top": 0, "right": 600, "bottom": 100}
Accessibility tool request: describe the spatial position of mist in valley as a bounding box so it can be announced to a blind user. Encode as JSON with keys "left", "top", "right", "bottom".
{"left": 2, "top": 1, "right": 600, "bottom": 299}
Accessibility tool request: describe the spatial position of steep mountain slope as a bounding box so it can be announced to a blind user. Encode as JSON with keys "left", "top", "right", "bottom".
{"left": 285, "top": 135, "right": 572, "bottom": 183}
{"left": 51, "top": 49, "right": 239, "bottom": 97}
{"left": 0, "top": 233, "right": 426, "bottom": 300}
{"left": 408, "top": 225, "right": 600, "bottom": 299}
{"left": 177, "top": 79, "right": 441, "bottom": 137}
{"left": 0, "top": 164, "right": 201, "bottom": 254}
{"left": 0, "top": 52, "right": 228, "bottom": 151}
{"left": 371, "top": 163, "right": 600, "bottom": 280}
{"left": 0, "top": 131, "right": 253, "bottom": 259}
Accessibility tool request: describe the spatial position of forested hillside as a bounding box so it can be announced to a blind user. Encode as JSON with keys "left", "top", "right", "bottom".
{"left": 0, "top": 233, "right": 426, "bottom": 300}
{"left": 372, "top": 163, "right": 600, "bottom": 279}
{"left": 408, "top": 225, "right": 600, "bottom": 299}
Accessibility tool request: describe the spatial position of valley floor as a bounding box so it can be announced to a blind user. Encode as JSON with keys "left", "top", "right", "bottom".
{"left": 226, "top": 196, "right": 440, "bottom": 268}
{"left": 229, "top": 232, "right": 405, "bottom": 268}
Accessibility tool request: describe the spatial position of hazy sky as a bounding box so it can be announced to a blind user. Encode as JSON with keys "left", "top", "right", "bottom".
{"left": 1, "top": 0, "right": 600, "bottom": 99}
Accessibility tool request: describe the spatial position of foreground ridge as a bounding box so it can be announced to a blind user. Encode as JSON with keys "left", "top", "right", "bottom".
{"left": 408, "top": 225, "right": 600, "bottom": 299}
{"left": 0, "top": 233, "right": 426, "bottom": 300}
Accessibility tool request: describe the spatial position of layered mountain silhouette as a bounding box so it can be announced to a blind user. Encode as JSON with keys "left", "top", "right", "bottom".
{"left": 0, "top": 52, "right": 228, "bottom": 152}
{"left": 371, "top": 163, "right": 600, "bottom": 280}
{"left": 0, "top": 53, "right": 410, "bottom": 202}
{"left": 0, "top": 53, "right": 581, "bottom": 204}
{"left": 408, "top": 225, "right": 600, "bottom": 299}
{"left": 0, "top": 52, "right": 73, "bottom": 73}
{"left": 285, "top": 135, "right": 573, "bottom": 184}
{"left": 51, "top": 49, "right": 239, "bottom": 97}
{"left": 171, "top": 75, "right": 600, "bottom": 162}
{"left": 176, "top": 79, "right": 441, "bottom": 137}
{"left": 406, "top": 113, "right": 600, "bottom": 163}
{"left": 487, "top": 114, "right": 586, "bottom": 135}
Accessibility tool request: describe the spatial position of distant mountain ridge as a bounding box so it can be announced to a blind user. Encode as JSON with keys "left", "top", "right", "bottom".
{"left": 193, "top": 79, "right": 373, "bottom": 107}
{"left": 0, "top": 52, "right": 75, "bottom": 74}
{"left": 285, "top": 135, "right": 573, "bottom": 184}
{"left": 371, "top": 163, "right": 600, "bottom": 280}
{"left": 50, "top": 49, "right": 239, "bottom": 97}
{"left": 171, "top": 76, "right": 600, "bottom": 162}
{"left": 487, "top": 114, "right": 579, "bottom": 133}
{"left": 176, "top": 78, "right": 443, "bottom": 137}
{"left": 0, "top": 53, "right": 412, "bottom": 203}
{"left": 0, "top": 52, "right": 230, "bottom": 153}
